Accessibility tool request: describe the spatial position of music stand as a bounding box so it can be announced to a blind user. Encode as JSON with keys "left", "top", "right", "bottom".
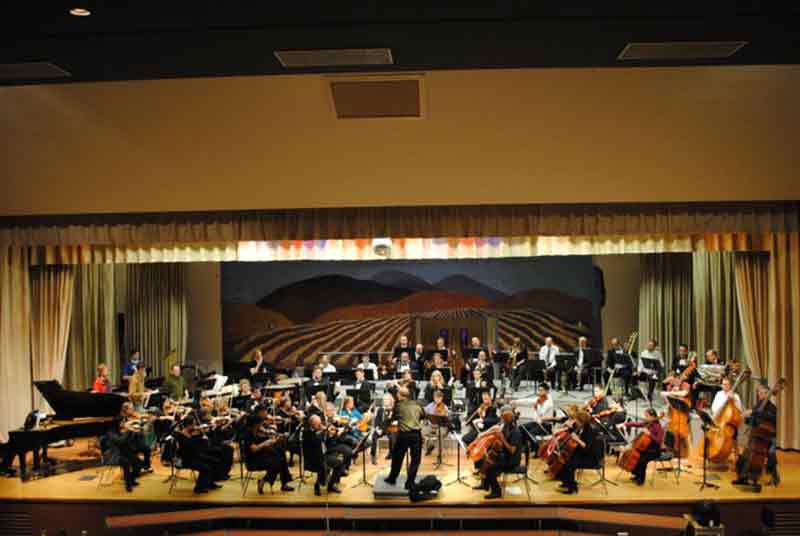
{"left": 666, "top": 396, "right": 692, "bottom": 481}
{"left": 427, "top": 414, "right": 453, "bottom": 470}
{"left": 445, "top": 433, "right": 471, "bottom": 488}
{"left": 628, "top": 386, "right": 648, "bottom": 421}
{"left": 350, "top": 431, "right": 373, "bottom": 489}
{"left": 556, "top": 353, "right": 577, "bottom": 392}
{"left": 526, "top": 360, "right": 545, "bottom": 392}
{"left": 587, "top": 418, "right": 619, "bottom": 493}
{"left": 516, "top": 424, "right": 540, "bottom": 485}
{"left": 694, "top": 409, "right": 720, "bottom": 491}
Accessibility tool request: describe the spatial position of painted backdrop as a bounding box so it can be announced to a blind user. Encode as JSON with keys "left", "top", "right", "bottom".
{"left": 221, "top": 257, "right": 603, "bottom": 373}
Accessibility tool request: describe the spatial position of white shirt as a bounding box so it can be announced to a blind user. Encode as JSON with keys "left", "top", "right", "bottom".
{"left": 576, "top": 346, "right": 586, "bottom": 369}
{"left": 516, "top": 395, "right": 554, "bottom": 422}
{"left": 711, "top": 389, "right": 743, "bottom": 419}
{"left": 357, "top": 362, "right": 378, "bottom": 374}
{"left": 539, "top": 344, "right": 558, "bottom": 368}
{"left": 638, "top": 349, "right": 664, "bottom": 374}
{"left": 322, "top": 364, "right": 337, "bottom": 373}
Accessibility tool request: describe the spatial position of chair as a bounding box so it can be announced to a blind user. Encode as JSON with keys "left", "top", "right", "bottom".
{"left": 651, "top": 432, "right": 679, "bottom": 486}
{"left": 501, "top": 464, "right": 532, "bottom": 500}
{"left": 162, "top": 435, "right": 196, "bottom": 494}
{"left": 240, "top": 439, "right": 274, "bottom": 497}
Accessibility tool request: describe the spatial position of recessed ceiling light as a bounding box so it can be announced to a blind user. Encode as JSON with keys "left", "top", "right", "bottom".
{"left": 69, "top": 7, "right": 91, "bottom": 17}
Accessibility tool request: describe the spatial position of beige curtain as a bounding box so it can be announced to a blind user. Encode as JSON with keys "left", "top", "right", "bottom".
{"left": 638, "top": 254, "right": 694, "bottom": 370}
{"left": 0, "top": 247, "right": 32, "bottom": 442}
{"left": 125, "top": 264, "right": 187, "bottom": 377}
{"left": 30, "top": 266, "right": 75, "bottom": 411}
{"left": 692, "top": 252, "right": 742, "bottom": 363}
{"left": 767, "top": 232, "right": 800, "bottom": 450}
{"left": 734, "top": 253, "right": 770, "bottom": 408}
{"left": 63, "top": 265, "right": 118, "bottom": 390}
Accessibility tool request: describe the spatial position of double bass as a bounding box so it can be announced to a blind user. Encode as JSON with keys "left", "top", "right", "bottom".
{"left": 740, "top": 378, "right": 786, "bottom": 483}
{"left": 665, "top": 355, "right": 696, "bottom": 458}
{"left": 704, "top": 367, "right": 751, "bottom": 463}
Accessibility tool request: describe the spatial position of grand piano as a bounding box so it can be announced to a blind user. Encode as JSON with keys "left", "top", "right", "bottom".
{"left": 6, "top": 380, "right": 124, "bottom": 480}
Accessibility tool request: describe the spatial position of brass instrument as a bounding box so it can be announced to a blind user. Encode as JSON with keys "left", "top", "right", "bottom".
{"left": 624, "top": 332, "right": 639, "bottom": 356}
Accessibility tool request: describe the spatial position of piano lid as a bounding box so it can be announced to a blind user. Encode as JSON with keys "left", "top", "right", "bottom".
{"left": 34, "top": 380, "right": 125, "bottom": 420}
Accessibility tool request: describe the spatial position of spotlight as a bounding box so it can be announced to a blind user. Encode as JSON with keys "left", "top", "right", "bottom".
{"left": 372, "top": 238, "right": 392, "bottom": 258}
{"left": 69, "top": 5, "right": 91, "bottom": 16}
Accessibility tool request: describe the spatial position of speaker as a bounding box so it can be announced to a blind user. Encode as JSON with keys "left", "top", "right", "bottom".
{"left": 691, "top": 500, "right": 721, "bottom": 527}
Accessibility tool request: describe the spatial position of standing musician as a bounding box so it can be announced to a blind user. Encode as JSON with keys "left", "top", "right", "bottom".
{"left": 119, "top": 401, "right": 154, "bottom": 472}
{"left": 423, "top": 389, "right": 450, "bottom": 457}
{"left": 672, "top": 344, "right": 691, "bottom": 374}
{"left": 384, "top": 386, "right": 426, "bottom": 490}
{"left": 734, "top": 380, "right": 782, "bottom": 490}
{"left": 241, "top": 415, "right": 294, "bottom": 494}
{"left": 552, "top": 409, "right": 601, "bottom": 494}
{"left": 661, "top": 377, "right": 693, "bottom": 461}
{"left": 92, "top": 363, "right": 112, "bottom": 393}
{"left": 351, "top": 368, "right": 372, "bottom": 412}
{"left": 249, "top": 349, "right": 273, "bottom": 380}
{"left": 462, "top": 390, "right": 499, "bottom": 447}
{"left": 163, "top": 364, "right": 189, "bottom": 401}
{"left": 508, "top": 337, "right": 530, "bottom": 392}
{"left": 122, "top": 349, "right": 142, "bottom": 383}
{"left": 304, "top": 414, "right": 345, "bottom": 496}
{"left": 392, "top": 335, "right": 414, "bottom": 369}
{"left": 472, "top": 405, "right": 523, "bottom": 499}
{"left": 711, "top": 376, "right": 743, "bottom": 446}
{"left": 540, "top": 337, "right": 561, "bottom": 390}
{"left": 621, "top": 408, "right": 665, "bottom": 485}
{"left": 637, "top": 339, "right": 664, "bottom": 401}
{"left": 370, "top": 393, "right": 397, "bottom": 464}
{"left": 570, "top": 336, "right": 590, "bottom": 392}
{"left": 356, "top": 353, "right": 378, "bottom": 380}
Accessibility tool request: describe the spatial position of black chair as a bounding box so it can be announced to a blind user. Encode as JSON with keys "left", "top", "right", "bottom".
{"left": 163, "top": 435, "right": 196, "bottom": 494}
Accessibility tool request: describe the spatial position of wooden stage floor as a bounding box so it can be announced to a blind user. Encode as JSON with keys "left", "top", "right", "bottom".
{"left": 1, "top": 441, "right": 798, "bottom": 508}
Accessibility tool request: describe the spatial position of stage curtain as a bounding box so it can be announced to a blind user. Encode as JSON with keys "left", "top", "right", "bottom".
{"left": 734, "top": 252, "right": 770, "bottom": 408}
{"left": 30, "top": 266, "right": 75, "bottom": 412}
{"left": 2, "top": 201, "right": 797, "bottom": 246}
{"left": 63, "top": 265, "right": 118, "bottom": 390}
{"left": 767, "top": 232, "right": 800, "bottom": 450}
{"left": 124, "top": 264, "right": 187, "bottom": 377}
{"left": 637, "top": 254, "right": 694, "bottom": 371}
{"left": 692, "top": 252, "right": 742, "bottom": 364}
{"left": 0, "top": 247, "right": 32, "bottom": 442}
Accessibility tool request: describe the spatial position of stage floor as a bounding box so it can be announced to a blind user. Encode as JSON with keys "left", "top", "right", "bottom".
{"left": 1, "top": 440, "right": 798, "bottom": 508}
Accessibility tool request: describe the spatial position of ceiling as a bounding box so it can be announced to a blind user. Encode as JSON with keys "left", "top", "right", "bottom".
{"left": 2, "top": 1, "right": 800, "bottom": 85}
{"left": 2, "top": 65, "right": 798, "bottom": 216}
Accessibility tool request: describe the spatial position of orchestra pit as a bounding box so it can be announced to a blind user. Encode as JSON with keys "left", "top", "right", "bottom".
{"left": 1, "top": 3, "right": 800, "bottom": 536}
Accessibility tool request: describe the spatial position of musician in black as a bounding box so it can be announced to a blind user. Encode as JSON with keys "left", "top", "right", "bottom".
{"left": 460, "top": 337, "right": 486, "bottom": 386}
{"left": 305, "top": 366, "right": 329, "bottom": 403}
{"left": 556, "top": 410, "right": 601, "bottom": 494}
{"left": 370, "top": 393, "right": 397, "bottom": 464}
{"left": 197, "top": 408, "right": 234, "bottom": 478}
{"left": 672, "top": 344, "right": 691, "bottom": 373}
{"left": 351, "top": 368, "right": 372, "bottom": 412}
{"left": 604, "top": 337, "right": 634, "bottom": 396}
{"left": 249, "top": 349, "right": 273, "bottom": 381}
{"left": 462, "top": 390, "right": 499, "bottom": 447}
{"left": 119, "top": 401, "right": 153, "bottom": 472}
{"left": 733, "top": 381, "right": 780, "bottom": 490}
{"left": 322, "top": 403, "right": 355, "bottom": 472}
{"left": 108, "top": 418, "right": 144, "bottom": 492}
{"left": 465, "top": 368, "right": 492, "bottom": 415}
{"left": 304, "top": 414, "right": 345, "bottom": 496}
{"left": 392, "top": 335, "right": 414, "bottom": 369}
{"left": 472, "top": 405, "right": 523, "bottom": 499}
{"left": 241, "top": 415, "right": 294, "bottom": 494}
{"left": 509, "top": 338, "right": 530, "bottom": 391}
{"left": 176, "top": 417, "right": 224, "bottom": 494}
{"left": 384, "top": 386, "right": 425, "bottom": 490}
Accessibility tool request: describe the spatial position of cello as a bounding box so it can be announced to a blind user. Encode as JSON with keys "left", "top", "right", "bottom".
{"left": 618, "top": 432, "right": 653, "bottom": 473}
{"left": 704, "top": 368, "right": 750, "bottom": 463}
{"left": 740, "top": 378, "right": 786, "bottom": 484}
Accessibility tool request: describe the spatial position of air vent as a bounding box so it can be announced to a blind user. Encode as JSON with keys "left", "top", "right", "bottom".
{"left": 0, "top": 61, "right": 71, "bottom": 81}
{"left": 274, "top": 48, "right": 393, "bottom": 68}
{"left": 329, "top": 77, "right": 423, "bottom": 119}
{"left": 0, "top": 511, "right": 33, "bottom": 536}
{"left": 618, "top": 41, "right": 747, "bottom": 61}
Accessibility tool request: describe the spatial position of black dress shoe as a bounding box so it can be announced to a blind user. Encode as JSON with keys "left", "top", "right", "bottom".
{"left": 281, "top": 484, "right": 294, "bottom": 492}
{"left": 371, "top": 454, "right": 378, "bottom": 465}
{"left": 125, "top": 483, "right": 134, "bottom": 492}
{"left": 559, "top": 485, "right": 578, "bottom": 495}
{"left": 328, "top": 484, "right": 342, "bottom": 493}
{"left": 314, "top": 483, "right": 322, "bottom": 496}
{"left": 209, "top": 483, "right": 223, "bottom": 490}
{"left": 484, "top": 490, "right": 502, "bottom": 500}
{"left": 257, "top": 477, "right": 266, "bottom": 495}
{"left": 383, "top": 477, "right": 397, "bottom": 485}
{"left": 732, "top": 478, "right": 749, "bottom": 486}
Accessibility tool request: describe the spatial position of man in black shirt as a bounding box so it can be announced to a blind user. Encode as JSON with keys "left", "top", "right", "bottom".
{"left": 176, "top": 418, "right": 223, "bottom": 494}
{"left": 108, "top": 419, "right": 144, "bottom": 492}
{"left": 351, "top": 368, "right": 372, "bottom": 413}
{"left": 241, "top": 415, "right": 294, "bottom": 494}
{"left": 472, "top": 405, "right": 523, "bottom": 499}
{"left": 556, "top": 411, "right": 602, "bottom": 494}
{"left": 303, "top": 414, "right": 345, "bottom": 496}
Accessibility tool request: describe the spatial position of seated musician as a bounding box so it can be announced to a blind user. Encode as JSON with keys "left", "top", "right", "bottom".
{"left": 319, "top": 354, "right": 336, "bottom": 374}
{"left": 513, "top": 383, "right": 555, "bottom": 449}
{"left": 322, "top": 403, "right": 355, "bottom": 473}
{"left": 413, "top": 343, "right": 425, "bottom": 365}
{"left": 568, "top": 337, "right": 590, "bottom": 392}
{"left": 387, "top": 370, "right": 418, "bottom": 401}
{"left": 425, "top": 352, "right": 448, "bottom": 380}
{"left": 393, "top": 335, "right": 414, "bottom": 365}
{"left": 424, "top": 370, "right": 451, "bottom": 405}
{"left": 92, "top": 363, "right": 112, "bottom": 393}
{"left": 472, "top": 405, "right": 523, "bottom": 499}
{"left": 241, "top": 415, "right": 294, "bottom": 494}
{"left": 460, "top": 336, "right": 484, "bottom": 386}
{"left": 162, "top": 365, "right": 188, "bottom": 401}
{"left": 661, "top": 379, "right": 693, "bottom": 462}
{"left": 305, "top": 366, "right": 329, "bottom": 403}
{"left": 396, "top": 352, "right": 418, "bottom": 375}
{"left": 475, "top": 350, "right": 494, "bottom": 384}
{"left": 175, "top": 417, "right": 224, "bottom": 494}
{"left": 423, "top": 389, "right": 450, "bottom": 457}
{"left": 711, "top": 376, "right": 743, "bottom": 458}
{"left": 339, "top": 396, "right": 368, "bottom": 447}
{"left": 586, "top": 384, "right": 609, "bottom": 415}
{"left": 276, "top": 396, "right": 302, "bottom": 466}
{"left": 356, "top": 353, "right": 378, "bottom": 380}
{"left": 434, "top": 337, "right": 451, "bottom": 363}
{"left": 370, "top": 393, "right": 397, "bottom": 464}
{"left": 108, "top": 417, "right": 145, "bottom": 492}
{"left": 465, "top": 368, "right": 492, "bottom": 416}
{"left": 351, "top": 368, "right": 372, "bottom": 413}
{"left": 555, "top": 409, "right": 601, "bottom": 494}
{"left": 197, "top": 407, "right": 234, "bottom": 478}
{"left": 622, "top": 408, "right": 665, "bottom": 485}
{"left": 119, "top": 401, "right": 153, "bottom": 472}
{"left": 462, "top": 390, "right": 499, "bottom": 449}
{"left": 249, "top": 349, "right": 274, "bottom": 381}
{"left": 637, "top": 339, "right": 664, "bottom": 401}
{"left": 604, "top": 337, "right": 633, "bottom": 396}
{"left": 304, "top": 414, "right": 344, "bottom": 495}
{"left": 540, "top": 337, "right": 560, "bottom": 390}
{"left": 734, "top": 381, "right": 780, "bottom": 490}
{"left": 508, "top": 337, "right": 530, "bottom": 391}
{"left": 672, "top": 344, "right": 691, "bottom": 374}
{"left": 306, "top": 391, "right": 327, "bottom": 421}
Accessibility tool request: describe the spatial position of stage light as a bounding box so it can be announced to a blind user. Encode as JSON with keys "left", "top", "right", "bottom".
{"left": 69, "top": 5, "right": 91, "bottom": 16}
{"left": 372, "top": 238, "right": 392, "bottom": 258}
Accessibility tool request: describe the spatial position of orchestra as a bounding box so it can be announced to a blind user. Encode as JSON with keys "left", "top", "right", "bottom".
{"left": 11, "top": 333, "right": 783, "bottom": 504}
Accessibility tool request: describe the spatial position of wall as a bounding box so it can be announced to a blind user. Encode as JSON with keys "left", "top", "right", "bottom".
{"left": 592, "top": 255, "right": 642, "bottom": 350}
{"left": 185, "top": 262, "right": 223, "bottom": 373}
{"left": 2, "top": 65, "right": 799, "bottom": 216}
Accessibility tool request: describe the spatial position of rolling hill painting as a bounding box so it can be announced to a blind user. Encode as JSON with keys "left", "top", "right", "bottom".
{"left": 221, "top": 257, "right": 602, "bottom": 373}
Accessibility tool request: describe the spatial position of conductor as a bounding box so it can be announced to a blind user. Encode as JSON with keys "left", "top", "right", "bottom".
{"left": 383, "top": 386, "right": 425, "bottom": 490}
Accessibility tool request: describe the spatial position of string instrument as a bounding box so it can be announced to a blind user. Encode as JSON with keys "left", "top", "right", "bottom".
{"left": 466, "top": 426, "right": 504, "bottom": 464}
{"left": 618, "top": 431, "right": 654, "bottom": 473}
{"left": 593, "top": 404, "right": 623, "bottom": 420}
{"left": 665, "top": 356, "right": 696, "bottom": 457}
{"left": 357, "top": 403, "right": 376, "bottom": 433}
{"left": 541, "top": 423, "right": 581, "bottom": 476}
{"left": 741, "top": 378, "right": 786, "bottom": 482}
{"left": 704, "top": 367, "right": 751, "bottom": 463}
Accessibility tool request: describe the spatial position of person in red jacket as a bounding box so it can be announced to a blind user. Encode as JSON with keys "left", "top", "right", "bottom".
{"left": 92, "top": 363, "right": 111, "bottom": 393}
